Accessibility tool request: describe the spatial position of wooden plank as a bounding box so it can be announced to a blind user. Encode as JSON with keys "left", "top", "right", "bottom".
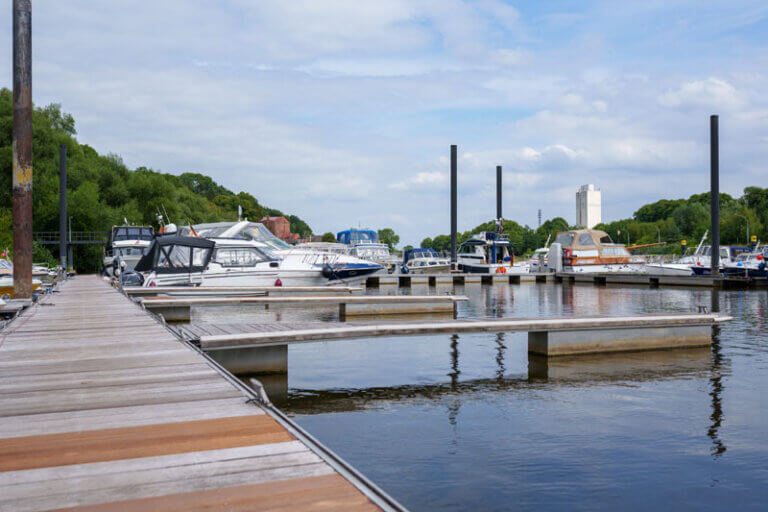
{"left": 0, "top": 398, "right": 262, "bottom": 438}
{"left": 0, "top": 363, "right": 216, "bottom": 395}
{"left": 2, "top": 459, "right": 333, "bottom": 512}
{"left": 0, "top": 351, "right": 204, "bottom": 377}
{"left": 0, "top": 378, "right": 241, "bottom": 417}
{"left": 143, "top": 295, "right": 465, "bottom": 307}
{"left": 47, "top": 474, "right": 378, "bottom": 512}
{"left": 0, "top": 415, "right": 294, "bottom": 471}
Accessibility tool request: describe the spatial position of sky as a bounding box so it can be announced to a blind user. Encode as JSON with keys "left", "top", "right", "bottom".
{"left": 1, "top": 1, "right": 767, "bottom": 246}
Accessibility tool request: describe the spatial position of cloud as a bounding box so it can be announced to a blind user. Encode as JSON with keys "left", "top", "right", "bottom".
{"left": 0, "top": 1, "right": 766, "bottom": 245}
{"left": 658, "top": 77, "right": 746, "bottom": 111}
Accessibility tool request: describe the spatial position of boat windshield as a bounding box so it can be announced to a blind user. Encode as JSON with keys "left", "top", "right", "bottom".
{"left": 355, "top": 246, "right": 389, "bottom": 259}
{"left": 195, "top": 222, "right": 292, "bottom": 251}
{"left": 113, "top": 227, "right": 153, "bottom": 241}
{"left": 554, "top": 233, "right": 574, "bottom": 247}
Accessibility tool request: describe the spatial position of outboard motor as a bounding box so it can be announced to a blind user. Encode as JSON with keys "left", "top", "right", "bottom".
{"left": 547, "top": 242, "right": 563, "bottom": 273}
{"left": 120, "top": 270, "right": 144, "bottom": 287}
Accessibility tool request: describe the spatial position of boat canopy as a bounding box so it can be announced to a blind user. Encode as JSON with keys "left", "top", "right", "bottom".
{"left": 134, "top": 236, "right": 214, "bottom": 274}
{"left": 337, "top": 229, "right": 379, "bottom": 245}
{"left": 404, "top": 248, "right": 439, "bottom": 264}
{"left": 554, "top": 229, "right": 613, "bottom": 249}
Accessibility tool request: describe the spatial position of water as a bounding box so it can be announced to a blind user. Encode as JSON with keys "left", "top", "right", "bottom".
{"left": 194, "top": 283, "right": 768, "bottom": 511}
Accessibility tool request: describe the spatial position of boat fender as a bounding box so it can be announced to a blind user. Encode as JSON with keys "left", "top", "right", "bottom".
{"left": 401, "top": 265, "right": 409, "bottom": 274}
{"left": 563, "top": 248, "right": 572, "bottom": 260}
{"left": 495, "top": 266, "right": 506, "bottom": 274}
{"left": 321, "top": 264, "right": 334, "bottom": 279}
{"left": 274, "top": 278, "right": 283, "bottom": 287}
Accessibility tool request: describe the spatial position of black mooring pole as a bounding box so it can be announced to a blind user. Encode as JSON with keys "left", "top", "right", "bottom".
{"left": 496, "top": 165, "right": 502, "bottom": 225}
{"left": 450, "top": 145, "right": 457, "bottom": 267}
{"left": 59, "top": 144, "right": 67, "bottom": 268}
{"left": 710, "top": 115, "right": 720, "bottom": 277}
{"left": 12, "top": 0, "right": 33, "bottom": 298}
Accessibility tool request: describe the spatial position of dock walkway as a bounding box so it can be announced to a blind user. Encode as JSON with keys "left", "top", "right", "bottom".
{"left": 0, "top": 276, "right": 392, "bottom": 511}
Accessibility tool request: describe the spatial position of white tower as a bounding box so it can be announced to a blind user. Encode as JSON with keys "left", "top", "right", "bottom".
{"left": 576, "top": 184, "right": 601, "bottom": 229}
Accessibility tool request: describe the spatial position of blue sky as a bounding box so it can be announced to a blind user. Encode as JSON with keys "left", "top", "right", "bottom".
{"left": 1, "top": 1, "right": 767, "bottom": 245}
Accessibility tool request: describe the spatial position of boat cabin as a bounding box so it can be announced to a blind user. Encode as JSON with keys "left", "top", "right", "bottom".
{"left": 458, "top": 232, "right": 512, "bottom": 264}
{"left": 336, "top": 229, "right": 379, "bottom": 245}
{"left": 554, "top": 229, "right": 644, "bottom": 266}
{"left": 134, "top": 236, "right": 214, "bottom": 275}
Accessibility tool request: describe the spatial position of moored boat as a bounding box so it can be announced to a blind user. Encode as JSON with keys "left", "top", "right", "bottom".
{"left": 547, "top": 229, "right": 645, "bottom": 273}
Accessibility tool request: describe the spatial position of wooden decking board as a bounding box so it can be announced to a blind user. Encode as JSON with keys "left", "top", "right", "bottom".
{"left": 0, "top": 276, "right": 380, "bottom": 511}
{"left": 0, "top": 415, "right": 294, "bottom": 471}
{"left": 0, "top": 398, "right": 262, "bottom": 438}
{"left": 47, "top": 474, "right": 379, "bottom": 512}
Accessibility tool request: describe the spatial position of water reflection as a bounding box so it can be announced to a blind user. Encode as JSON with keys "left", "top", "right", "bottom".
{"left": 279, "top": 347, "right": 712, "bottom": 415}
{"left": 708, "top": 288, "right": 727, "bottom": 458}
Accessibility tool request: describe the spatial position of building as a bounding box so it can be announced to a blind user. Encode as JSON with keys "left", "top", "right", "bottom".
{"left": 575, "top": 184, "right": 602, "bottom": 229}
{"left": 259, "top": 216, "right": 300, "bottom": 242}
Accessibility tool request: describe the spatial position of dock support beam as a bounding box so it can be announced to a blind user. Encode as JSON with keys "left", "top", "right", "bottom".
{"left": 12, "top": 0, "right": 33, "bottom": 298}
{"left": 528, "top": 324, "right": 712, "bottom": 356}
{"left": 208, "top": 345, "right": 287, "bottom": 375}
{"left": 710, "top": 114, "right": 720, "bottom": 276}
{"left": 59, "top": 144, "right": 67, "bottom": 268}
{"left": 450, "top": 144, "right": 457, "bottom": 268}
{"left": 496, "top": 165, "right": 502, "bottom": 224}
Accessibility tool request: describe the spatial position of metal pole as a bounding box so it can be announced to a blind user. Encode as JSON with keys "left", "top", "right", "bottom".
{"left": 496, "top": 165, "right": 502, "bottom": 224}
{"left": 450, "top": 145, "right": 457, "bottom": 266}
{"left": 59, "top": 144, "right": 67, "bottom": 268}
{"left": 710, "top": 115, "right": 720, "bottom": 276}
{"left": 12, "top": 0, "right": 33, "bottom": 298}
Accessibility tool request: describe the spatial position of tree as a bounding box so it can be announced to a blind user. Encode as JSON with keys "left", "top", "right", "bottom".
{"left": 377, "top": 228, "right": 399, "bottom": 249}
{"left": 321, "top": 232, "right": 336, "bottom": 243}
{"left": 402, "top": 245, "right": 414, "bottom": 252}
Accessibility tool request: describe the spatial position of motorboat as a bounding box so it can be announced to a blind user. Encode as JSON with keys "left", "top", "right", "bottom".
{"left": 168, "top": 221, "right": 382, "bottom": 286}
{"left": 102, "top": 225, "right": 154, "bottom": 276}
{"left": 133, "top": 235, "right": 215, "bottom": 287}
{"left": 0, "top": 275, "right": 44, "bottom": 297}
{"left": 643, "top": 233, "right": 709, "bottom": 276}
{"left": 547, "top": 229, "right": 646, "bottom": 273}
{"left": 402, "top": 248, "right": 450, "bottom": 274}
{"left": 336, "top": 229, "right": 398, "bottom": 273}
{"left": 689, "top": 245, "right": 750, "bottom": 275}
{"left": 722, "top": 245, "right": 767, "bottom": 278}
{"left": 458, "top": 232, "right": 529, "bottom": 274}
{"left": 295, "top": 242, "right": 351, "bottom": 255}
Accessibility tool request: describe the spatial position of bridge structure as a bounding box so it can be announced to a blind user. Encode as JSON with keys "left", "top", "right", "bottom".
{"left": 32, "top": 231, "right": 107, "bottom": 268}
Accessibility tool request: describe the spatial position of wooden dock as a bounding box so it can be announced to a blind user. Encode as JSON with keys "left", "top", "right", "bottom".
{"left": 124, "top": 285, "right": 363, "bottom": 297}
{"left": 0, "top": 276, "right": 399, "bottom": 511}
{"left": 141, "top": 294, "right": 467, "bottom": 321}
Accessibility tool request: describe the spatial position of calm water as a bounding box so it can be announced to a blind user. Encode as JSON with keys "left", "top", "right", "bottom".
{"left": 194, "top": 283, "right": 768, "bottom": 511}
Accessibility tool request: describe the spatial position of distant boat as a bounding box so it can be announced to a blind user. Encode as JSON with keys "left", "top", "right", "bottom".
{"left": 722, "top": 245, "right": 767, "bottom": 278}
{"left": 0, "top": 275, "right": 43, "bottom": 298}
{"left": 102, "top": 225, "right": 154, "bottom": 276}
{"left": 458, "top": 232, "right": 529, "bottom": 274}
{"left": 402, "top": 248, "right": 450, "bottom": 274}
{"left": 548, "top": 229, "right": 645, "bottom": 273}
{"left": 336, "top": 229, "right": 398, "bottom": 273}
{"left": 689, "top": 245, "right": 750, "bottom": 275}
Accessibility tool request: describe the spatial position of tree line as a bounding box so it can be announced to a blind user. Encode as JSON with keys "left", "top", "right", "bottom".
{"left": 0, "top": 88, "right": 312, "bottom": 272}
{"left": 420, "top": 189, "right": 768, "bottom": 255}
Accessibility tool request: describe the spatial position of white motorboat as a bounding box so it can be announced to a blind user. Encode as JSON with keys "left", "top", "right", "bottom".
{"left": 336, "top": 229, "right": 398, "bottom": 273}
{"left": 142, "top": 221, "right": 382, "bottom": 287}
{"left": 102, "top": 225, "right": 154, "bottom": 276}
{"left": 547, "top": 229, "right": 646, "bottom": 273}
{"left": 402, "top": 248, "right": 450, "bottom": 274}
{"left": 458, "top": 232, "right": 529, "bottom": 274}
{"left": 723, "top": 244, "right": 767, "bottom": 278}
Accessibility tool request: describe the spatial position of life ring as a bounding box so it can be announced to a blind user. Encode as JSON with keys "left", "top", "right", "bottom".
{"left": 495, "top": 266, "right": 507, "bottom": 274}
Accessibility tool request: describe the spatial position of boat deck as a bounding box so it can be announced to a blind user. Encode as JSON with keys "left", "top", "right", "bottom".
{"left": 0, "top": 276, "right": 388, "bottom": 511}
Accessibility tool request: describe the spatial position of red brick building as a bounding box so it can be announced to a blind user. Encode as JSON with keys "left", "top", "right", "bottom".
{"left": 260, "top": 216, "right": 300, "bottom": 242}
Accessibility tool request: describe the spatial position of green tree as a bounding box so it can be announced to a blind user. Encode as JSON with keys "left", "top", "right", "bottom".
{"left": 377, "top": 228, "right": 400, "bottom": 249}
{"left": 321, "top": 232, "right": 336, "bottom": 243}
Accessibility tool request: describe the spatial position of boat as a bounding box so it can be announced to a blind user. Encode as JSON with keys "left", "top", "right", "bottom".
{"left": 133, "top": 235, "right": 215, "bottom": 287}
{"left": 402, "top": 248, "right": 450, "bottom": 274}
{"left": 457, "top": 232, "right": 529, "bottom": 274}
{"left": 336, "top": 229, "right": 398, "bottom": 273}
{"left": 102, "top": 225, "right": 154, "bottom": 276}
{"left": 0, "top": 275, "right": 43, "bottom": 297}
{"left": 689, "top": 245, "right": 750, "bottom": 275}
{"left": 643, "top": 233, "right": 709, "bottom": 276}
{"left": 722, "top": 245, "right": 767, "bottom": 278}
{"left": 547, "top": 229, "right": 646, "bottom": 273}
{"left": 165, "top": 221, "right": 382, "bottom": 287}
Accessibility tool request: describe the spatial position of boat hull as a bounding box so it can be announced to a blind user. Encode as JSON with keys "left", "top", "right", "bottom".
{"left": 642, "top": 263, "right": 694, "bottom": 276}
{"left": 459, "top": 262, "right": 529, "bottom": 274}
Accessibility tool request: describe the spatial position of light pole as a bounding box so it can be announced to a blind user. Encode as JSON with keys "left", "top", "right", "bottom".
{"left": 733, "top": 213, "right": 749, "bottom": 244}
